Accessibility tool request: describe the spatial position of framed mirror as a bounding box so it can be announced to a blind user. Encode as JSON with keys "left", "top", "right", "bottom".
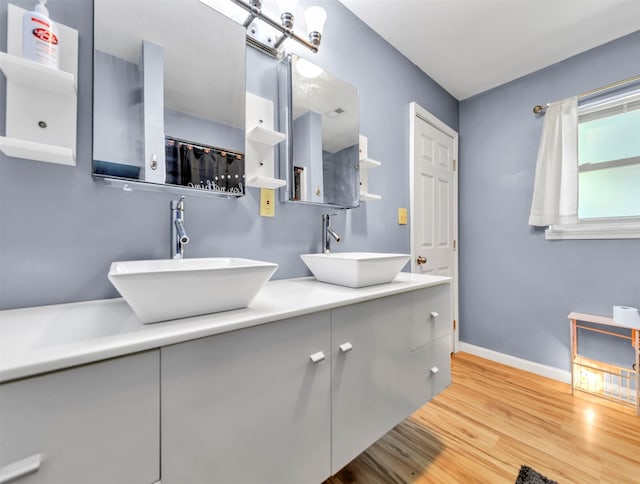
{"left": 93, "top": 0, "right": 246, "bottom": 196}
{"left": 278, "top": 54, "right": 360, "bottom": 208}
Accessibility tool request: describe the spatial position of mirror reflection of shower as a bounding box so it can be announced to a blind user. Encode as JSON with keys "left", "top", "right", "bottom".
{"left": 93, "top": 0, "right": 246, "bottom": 196}
{"left": 293, "top": 166, "right": 307, "bottom": 201}
{"left": 279, "top": 54, "right": 360, "bottom": 208}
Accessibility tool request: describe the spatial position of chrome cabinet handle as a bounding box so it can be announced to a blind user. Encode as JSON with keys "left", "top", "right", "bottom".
{"left": 416, "top": 256, "right": 427, "bottom": 265}
{"left": 0, "top": 454, "right": 42, "bottom": 483}
{"left": 339, "top": 342, "right": 353, "bottom": 353}
{"left": 430, "top": 311, "right": 439, "bottom": 319}
{"left": 430, "top": 366, "right": 440, "bottom": 375}
{"left": 309, "top": 351, "right": 326, "bottom": 363}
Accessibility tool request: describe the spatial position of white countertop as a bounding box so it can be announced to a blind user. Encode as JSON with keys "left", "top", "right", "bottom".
{"left": 0, "top": 273, "right": 450, "bottom": 383}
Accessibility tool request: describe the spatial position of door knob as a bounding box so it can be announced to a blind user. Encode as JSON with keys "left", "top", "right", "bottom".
{"left": 416, "top": 256, "right": 427, "bottom": 265}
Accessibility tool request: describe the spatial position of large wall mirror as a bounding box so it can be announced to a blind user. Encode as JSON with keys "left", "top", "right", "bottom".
{"left": 278, "top": 54, "right": 360, "bottom": 208}
{"left": 93, "top": 0, "right": 247, "bottom": 196}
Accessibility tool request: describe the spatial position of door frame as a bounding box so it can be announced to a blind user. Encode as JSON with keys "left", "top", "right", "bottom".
{"left": 409, "top": 102, "right": 459, "bottom": 353}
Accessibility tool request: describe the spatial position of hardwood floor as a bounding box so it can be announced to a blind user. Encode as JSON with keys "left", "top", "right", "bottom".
{"left": 325, "top": 352, "right": 640, "bottom": 484}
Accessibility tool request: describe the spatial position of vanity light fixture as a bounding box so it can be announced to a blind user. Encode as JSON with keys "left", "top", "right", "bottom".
{"left": 202, "top": 0, "right": 327, "bottom": 58}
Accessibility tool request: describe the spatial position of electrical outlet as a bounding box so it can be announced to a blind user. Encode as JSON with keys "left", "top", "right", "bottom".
{"left": 260, "top": 188, "right": 275, "bottom": 217}
{"left": 398, "top": 208, "right": 408, "bottom": 225}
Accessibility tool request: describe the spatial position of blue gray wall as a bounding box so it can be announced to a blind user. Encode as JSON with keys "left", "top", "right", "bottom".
{"left": 0, "top": 0, "right": 458, "bottom": 309}
{"left": 459, "top": 31, "right": 640, "bottom": 371}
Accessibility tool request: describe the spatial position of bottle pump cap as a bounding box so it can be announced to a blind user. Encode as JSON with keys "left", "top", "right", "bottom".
{"left": 35, "top": 0, "right": 49, "bottom": 16}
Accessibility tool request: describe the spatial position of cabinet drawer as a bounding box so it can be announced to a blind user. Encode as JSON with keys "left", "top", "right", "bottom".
{"left": 410, "top": 284, "right": 451, "bottom": 351}
{"left": 410, "top": 335, "right": 452, "bottom": 409}
{"left": 0, "top": 351, "right": 160, "bottom": 484}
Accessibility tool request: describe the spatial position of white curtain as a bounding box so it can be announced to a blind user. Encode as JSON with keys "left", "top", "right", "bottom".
{"left": 528, "top": 96, "right": 579, "bottom": 227}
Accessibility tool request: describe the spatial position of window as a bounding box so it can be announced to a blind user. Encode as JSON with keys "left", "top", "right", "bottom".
{"left": 546, "top": 89, "right": 640, "bottom": 239}
{"left": 578, "top": 91, "right": 640, "bottom": 219}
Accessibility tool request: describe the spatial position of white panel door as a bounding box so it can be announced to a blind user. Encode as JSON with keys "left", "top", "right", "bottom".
{"left": 411, "top": 104, "right": 459, "bottom": 352}
{"left": 413, "top": 116, "right": 454, "bottom": 276}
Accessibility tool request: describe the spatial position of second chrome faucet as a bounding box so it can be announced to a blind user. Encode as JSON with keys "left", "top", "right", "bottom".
{"left": 171, "top": 196, "right": 190, "bottom": 259}
{"left": 322, "top": 213, "right": 341, "bottom": 254}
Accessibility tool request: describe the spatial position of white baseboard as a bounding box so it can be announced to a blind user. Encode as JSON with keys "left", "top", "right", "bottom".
{"left": 458, "top": 342, "right": 571, "bottom": 384}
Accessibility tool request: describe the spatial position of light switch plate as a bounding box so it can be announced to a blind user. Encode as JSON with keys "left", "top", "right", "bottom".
{"left": 260, "top": 188, "right": 275, "bottom": 217}
{"left": 398, "top": 208, "right": 408, "bottom": 225}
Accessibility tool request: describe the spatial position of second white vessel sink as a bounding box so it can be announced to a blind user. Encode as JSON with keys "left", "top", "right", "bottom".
{"left": 300, "top": 252, "right": 410, "bottom": 288}
{"left": 108, "top": 258, "right": 278, "bottom": 323}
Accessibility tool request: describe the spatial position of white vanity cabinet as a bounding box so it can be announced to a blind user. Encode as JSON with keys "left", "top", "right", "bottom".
{"left": 0, "top": 274, "right": 451, "bottom": 484}
{"left": 160, "top": 311, "right": 332, "bottom": 484}
{"left": 0, "top": 351, "right": 160, "bottom": 484}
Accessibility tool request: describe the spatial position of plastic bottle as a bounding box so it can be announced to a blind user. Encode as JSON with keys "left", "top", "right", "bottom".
{"left": 23, "top": 0, "right": 59, "bottom": 69}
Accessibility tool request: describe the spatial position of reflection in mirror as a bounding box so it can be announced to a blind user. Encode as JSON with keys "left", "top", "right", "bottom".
{"left": 279, "top": 54, "right": 360, "bottom": 208}
{"left": 93, "top": 0, "right": 247, "bottom": 196}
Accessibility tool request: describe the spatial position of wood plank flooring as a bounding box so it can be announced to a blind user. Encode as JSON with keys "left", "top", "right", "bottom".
{"left": 324, "top": 352, "right": 640, "bottom": 484}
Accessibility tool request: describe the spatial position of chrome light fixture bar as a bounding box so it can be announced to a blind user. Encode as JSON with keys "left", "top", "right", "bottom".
{"left": 228, "top": 0, "right": 326, "bottom": 58}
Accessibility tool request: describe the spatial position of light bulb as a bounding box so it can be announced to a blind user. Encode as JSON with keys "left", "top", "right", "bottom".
{"left": 296, "top": 58, "right": 323, "bottom": 78}
{"left": 304, "top": 6, "right": 326, "bottom": 35}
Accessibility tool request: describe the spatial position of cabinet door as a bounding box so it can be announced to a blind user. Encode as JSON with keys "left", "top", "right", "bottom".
{"left": 331, "top": 293, "right": 415, "bottom": 474}
{"left": 410, "top": 283, "right": 451, "bottom": 351}
{"left": 0, "top": 351, "right": 160, "bottom": 484}
{"left": 161, "top": 312, "right": 331, "bottom": 484}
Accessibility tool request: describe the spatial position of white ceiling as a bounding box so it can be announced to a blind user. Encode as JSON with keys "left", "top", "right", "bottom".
{"left": 292, "top": 56, "right": 359, "bottom": 153}
{"left": 339, "top": 0, "right": 640, "bottom": 100}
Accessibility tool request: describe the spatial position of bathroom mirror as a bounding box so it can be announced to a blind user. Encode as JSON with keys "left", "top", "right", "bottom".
{"left": 278, "top": 54, "right": 360, "bottom": 208}
{"left": 92, "top": 0, "right": 247, "bottom": 195}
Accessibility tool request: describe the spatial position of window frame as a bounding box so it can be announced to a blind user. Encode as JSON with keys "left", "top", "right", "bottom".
{"left": 545, "top": 89, "right": 640, "bottom": 240}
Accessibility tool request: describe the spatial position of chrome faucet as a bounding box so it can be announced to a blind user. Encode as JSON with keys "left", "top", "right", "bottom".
{"left": 322, "top": 213, "right": 341, "bottom": 254}
{"left": 170, "top": 196, "right": 190, "bottom": 259}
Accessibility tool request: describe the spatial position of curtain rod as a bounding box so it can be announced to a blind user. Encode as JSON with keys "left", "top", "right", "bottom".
{"left": 532, "top": 74, "right": 640, "bottom": 114}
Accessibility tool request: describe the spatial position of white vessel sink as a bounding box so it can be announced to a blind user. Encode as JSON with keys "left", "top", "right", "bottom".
{"left": 300, "top": 252, "right": 410, "bottom": 288}
{"left": 108, "top": 258, "right": 278, "bottom": 323}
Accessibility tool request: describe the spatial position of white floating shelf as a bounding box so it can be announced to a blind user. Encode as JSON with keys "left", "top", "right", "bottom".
{"left": 0, "top": 51, "right": 76, "bottom": 96}
{"left": 245, "top": 176, "right": 287, "bottom": 189}
{"left": 245, "top": 93, "right": 287, "bottom": 190}
{"left": 0, "top": 136, "right": 75, "bottom": 165}
{"left": 2, "top": 5, "right": 78, "bottom": 166}
{"left": 360, "top": 192, "right": 382, "bottom": 202}
{"left": 247, "top": 125, "right": 286, "bottom": 147}
{"left": 359, "top": 157, "right": 381, "bottom": 169}
{"left": 358, "top": 135, "right": 382, "bottom": 202}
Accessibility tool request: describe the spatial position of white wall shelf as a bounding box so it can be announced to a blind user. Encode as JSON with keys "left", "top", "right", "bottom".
{"left": 0, "top": 137, "right": 74, "bottom": 166}
{"left": 0, "top": 52, "right": 75, "bottom": 96}
{"left": 358, "top": 135, "right": 382, "bottom": 201}
{"left": 359, "top": 192, "right": 382, "bottom": 202}
{"left": 245, "top": 175, "right": 286, "bottom": 189}
{"left": 359, "top": 157, "right": 381, "bottom": 170}
{"left": 245, "top": 93, "right": 287, "bottom": 189}
{"left": 1, "top": 5, "right": 78, "bottom": 166}
{"left": 247, "top": 125, "right": 286, "bottom": 147}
